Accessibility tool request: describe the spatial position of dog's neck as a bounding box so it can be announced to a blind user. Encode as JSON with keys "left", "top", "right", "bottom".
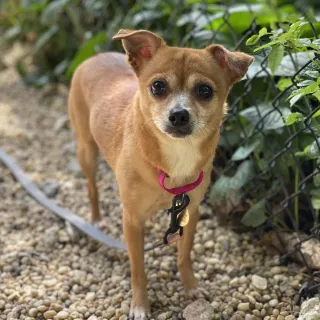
{"left": 133, "top": 96, "right": 218, "bottom": 179}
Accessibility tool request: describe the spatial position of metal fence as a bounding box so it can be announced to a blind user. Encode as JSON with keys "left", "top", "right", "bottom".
{"left": 178, "top": 1, "right": 320, "bottom": 301}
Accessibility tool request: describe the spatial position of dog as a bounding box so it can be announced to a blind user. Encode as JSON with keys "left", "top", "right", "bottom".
{"left": 68, "top": 29, "right": 253, "bottom": 319}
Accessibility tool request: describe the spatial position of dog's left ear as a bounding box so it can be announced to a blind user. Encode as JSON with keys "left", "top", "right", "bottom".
{"left": 207, "top": 44, "right": 254, "bottom": 85}
{"left": 113, "top": 29, "right": 166, "bottom": 75}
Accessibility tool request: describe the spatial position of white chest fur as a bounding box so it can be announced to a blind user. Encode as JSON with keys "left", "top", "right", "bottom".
{"left": 162, "top": 138, "right": 201, "bottom": 181}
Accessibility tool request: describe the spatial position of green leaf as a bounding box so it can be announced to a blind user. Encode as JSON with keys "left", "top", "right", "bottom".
{"left": 289, "top": 93, "right": 304, "bottom": 106}
{"left": 209, "top": 160, "right": 255, "bottom": 206}
{"left": 40, "top": 0, "right": 71, "bottom": 26}
{"left": 241, "top": 199, "right": 267, "bottom": 227}
{"left": 203, "top": 4, "right": 264, "bottom": 34}
{"left": 254, "top": 41, "right": 280, "bottom": 52}
{"left": 298, "top": 80, "right": 316, "bottom": 87}
{"left": 313, "top": 91, "right": 320, "bottom": 102}
{"left": 259, "top": 27, "right": 268, "bottom": 36}
{"left": 246, "top": 35, "right": 259, "bottom": 46}
{"left": 311, "top": 190, "right": 320, "bottom": 209}
{"left": 284, "top": 112, "right": 304, "bottom": 126}
{"left": 240, "top": 104, "right": 291, "bottom": 131}
{"left": 313, "top": 39, "right": 320, "bottom": 48}
{"left": 289, "top": 81, "right": 320, "bottom": 106}
{"left": 35, "top": 25, "right": 59, "bottom": 52}
{"left": 312, "top": 109, "right": 320, "bottom": 119}
{"left": 307, "top": 71, "right": 320, "bottom": 79}
{"left": 277, "top": 78, "right": 292, "bottom": 91}
{"left": 298, "top": 140, "right": 320, "bottom": 159}
{"left": 307, "top": 140, "right": 320, "bottom": 159}
{"left": 66, "top": 32, "right": 107, "bottom": 79}
{"left": 132, "top": 10, "right": 165, "bottom": 25}
{"left": 231, "top": 139, "right": 260, "bottom": 161}
{"left": 3, "top": 25, "right": 22, "bottom": 40}
{"left": 53, "top": 59, "right": 69, "bottom": 76}
{"left": 268, "top": 45, "right": 284, "bottom": 75}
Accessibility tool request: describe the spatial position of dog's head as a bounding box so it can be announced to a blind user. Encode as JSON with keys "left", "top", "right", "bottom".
{"left": 113, "top": 29, "right": 253, "bottom": 139}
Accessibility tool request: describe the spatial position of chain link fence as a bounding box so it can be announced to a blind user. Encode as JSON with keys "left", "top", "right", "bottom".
{"left": 182, "top": 1, "right": 320, "bottom": 301}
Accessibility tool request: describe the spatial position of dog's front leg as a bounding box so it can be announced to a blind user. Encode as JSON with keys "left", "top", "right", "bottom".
{"left": 123, "top": 209, "right": 150, "bottom": 320}
{"left": 177, "top": 205, "right": 200, "bottom": 298}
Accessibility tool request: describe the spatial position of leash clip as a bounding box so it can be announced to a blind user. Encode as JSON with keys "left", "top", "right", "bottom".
{"left": 164, "top": 193, "right": 190, "bottom": 244}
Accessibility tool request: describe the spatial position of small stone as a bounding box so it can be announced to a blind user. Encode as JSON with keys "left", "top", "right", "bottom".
{"left": 158, "top": 313, "right": 167, "bottom": 320}
{"left": 204, "top": 240, "right": 215, "bottom": 249}
{"left": 54, "top": 310, "right": 69, "bottom": 319}
{"left": 53, "top": 115, "right": 69, "bottom": 132}
{"left": 58, "top": 266, "right": 70, "bottom": 274}
{"left": 121, "top": 302, "right": 130, "bottom": 315}
{"left": 269, "top": 299, "right": 279, "bottom": 307}
{"left": 230, "top": 278, "right": 239, "bottom": 287}
{"left": 67, "top": 160, "right": 82, "bottom": 177}
{"left": 231, "top": 315, "right": 244, "bottom": 320}
{"left": 78, "top": 306, "right": 87, "bottom": 314}
{"left": 238, "top": 303, "right": 250, "bottom": 312}
{"left": 59, "top": 292, "right": 68, "bottom": 300}
{"left": 38, "top": 305, "right": 48, "bottom": 312}
{"left": 39, "top": 180, "right": 60, "bottom": 198}
{"left": 44, "top": 310, "right": 57, "bottom": 319}
{"left": 298, "top": 297, "right": 320, "bottom": 320}
{"left": 285, "top": 316, "right": 295, "bottom": 320}
{"left": 194, "top": 243, "right": 205, "bottom": 254}
{"left": 29, "top": 308, "right": 38, "bottom": 317}
{"left": 51, "top": 304, "right": 62, "bottom": 312}
{"left": 119, "top": 316, "right": 128, "bottom": 320}
{"left": 8, "top": 292, "right": 19, "bottom": 301}
{"left": 183, "top": 299, "right": 214, "bottom": 320}
{"left": 252, "top": 275, "right": 268, "bottom": 290}
{"left": 85, "top": 292, "right": 95, "bottom": 301}
{"left": 88, "top": 316, "right": 98, "bottom": 320}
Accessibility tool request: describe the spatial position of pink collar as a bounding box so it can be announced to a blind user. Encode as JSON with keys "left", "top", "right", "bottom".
{"left": 157, "top": 168, "right": 204, "bottom": 195}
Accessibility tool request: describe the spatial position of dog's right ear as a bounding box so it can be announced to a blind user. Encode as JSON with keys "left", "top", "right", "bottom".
{"left": 113, "top": 29, "right": 165, "bottom": 75}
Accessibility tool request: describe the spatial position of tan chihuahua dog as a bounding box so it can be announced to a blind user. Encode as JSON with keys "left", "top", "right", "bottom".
{"left": 68, "top": 29, "right": 253, "bottom": 319}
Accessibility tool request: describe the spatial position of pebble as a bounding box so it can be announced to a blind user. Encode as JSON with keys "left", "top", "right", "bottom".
{"left": 28, "top": 308, "right": 38, "bottom": 317}
{"left": 269, "top": 299, "right": 279, "bottom": 307}
{"left": 183, "top": 299, "right": 214, "bottom": 320}
{"left": 44, "top": 310, "right": 57, "bottom": 319}
{"left": 85, "top": 292, "right": 96, "bottom": 301}
{"left": 238, "top": 303, "right": 250, "bottom": 311}
{"left": 39, "top": 180, "right": 60, "bottom": 198}
{"left": 54, "top": 310, "right": 69, "bottom": 319}
{"left": 252, "top": 275, "right": 268, "bottom": 290}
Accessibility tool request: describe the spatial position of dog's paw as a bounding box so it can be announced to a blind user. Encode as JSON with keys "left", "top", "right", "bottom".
{"left": 185, "top": 287, "right": 210, "bottom": 301}
{"left": 129, "top": 304, "right": 150, "bottom": 320}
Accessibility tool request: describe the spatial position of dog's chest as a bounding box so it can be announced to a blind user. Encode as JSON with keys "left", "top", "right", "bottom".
{"left": 162, "top": 140, "right": 201, "bottom": 179}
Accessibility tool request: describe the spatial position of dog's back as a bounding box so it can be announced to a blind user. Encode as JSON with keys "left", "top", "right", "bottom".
{"left": 68, "top": 52, "right": 138, "bottom": 222}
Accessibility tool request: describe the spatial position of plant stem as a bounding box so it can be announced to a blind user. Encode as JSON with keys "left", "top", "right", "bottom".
{"left": 294, "top": 166, "right": 299, "bottom": 230}
{"left": 315, "top": 209, "right": 319, "bottom": 228}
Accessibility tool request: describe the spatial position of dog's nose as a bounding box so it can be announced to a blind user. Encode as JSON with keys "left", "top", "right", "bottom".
{"left": 168, "top": 108, "right": 190, "bottom": 127}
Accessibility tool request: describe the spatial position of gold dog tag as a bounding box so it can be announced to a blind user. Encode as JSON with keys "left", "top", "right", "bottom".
{"left": 177, "top": 210, "right": 189, "bottom": 227}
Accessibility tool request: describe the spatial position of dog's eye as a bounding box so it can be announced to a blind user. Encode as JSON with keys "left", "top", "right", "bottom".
{"left": 197, "top": 84, "right": 213, "bottom": 100}
{"left": 150, "top": 81, "right": 166, "bottom": 97}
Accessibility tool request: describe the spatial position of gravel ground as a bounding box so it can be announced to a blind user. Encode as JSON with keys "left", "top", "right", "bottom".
{"left": 0, "top": 44, "right": 312, "bottom": 320}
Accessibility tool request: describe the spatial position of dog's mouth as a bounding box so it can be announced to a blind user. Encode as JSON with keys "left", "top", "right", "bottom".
{"left": 164, "top": 124, "right": 193, "bottom": 138}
